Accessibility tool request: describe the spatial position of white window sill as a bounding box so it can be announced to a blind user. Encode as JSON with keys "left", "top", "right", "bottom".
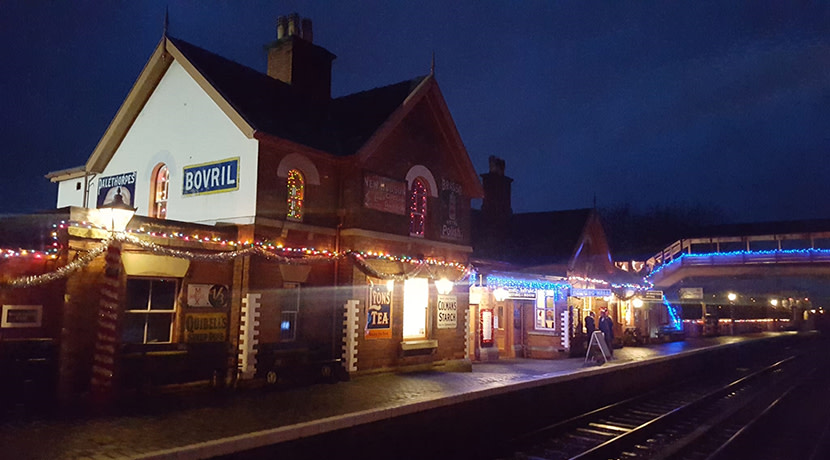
{"left": 400, "top": 339, "right": 438, "bottom": 351}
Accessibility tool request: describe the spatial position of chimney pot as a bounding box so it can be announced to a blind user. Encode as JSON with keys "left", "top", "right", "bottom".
{"left": 488, "top": 156, "right": 506, "bottom": 175}
{"left": 301, "top": 18, "right": 313, "bottom": 43}
{"left": 277, "top": 16, "right": 287, "bottom": 39}
{"left": 287, "top": 13, "right": 299, "bottom": 37}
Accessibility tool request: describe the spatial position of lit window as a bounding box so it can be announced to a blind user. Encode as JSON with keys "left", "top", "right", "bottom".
{"left": 123, "top": 278, "right": 177, "bottom": 344}
{"left": 535, "top": 294, "right": 557, "bottom": 331}
{"left": 409, "top": 178, "right": 428, "bottom": 237}
{"left": 403, "top": 278, "right": 428, "bottom": 339}
{"left": 287, "top": 169, "right": 305, "bottom": 221}
{"left": 151, "top": 164, "right": 169, "bottom": 219}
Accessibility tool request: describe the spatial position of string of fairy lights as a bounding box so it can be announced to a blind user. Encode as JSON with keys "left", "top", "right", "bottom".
{"left": 2, "top": 220, "right": 671, "bottom": 291}
{"left": 0, "top": 220, "right": 472, "bottom": 288}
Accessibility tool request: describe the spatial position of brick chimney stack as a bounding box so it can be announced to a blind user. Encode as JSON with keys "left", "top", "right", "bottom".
{"left": 480, "top": 156, "right": 513, "bottom": 219}
{"left": 477, "top": 156, "right": 513, "bottom": 257}
{"left": 267, "top": 14, "right": 335, "bottom": 102}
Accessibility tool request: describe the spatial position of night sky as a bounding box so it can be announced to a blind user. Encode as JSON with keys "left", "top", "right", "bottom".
{"left": 1, "top": 1, "right": 828, "bottom": 223}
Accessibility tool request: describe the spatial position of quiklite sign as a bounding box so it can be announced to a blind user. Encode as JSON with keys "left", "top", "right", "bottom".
{"left": 97, "top": 171, "right": 137, "bottom": 208}
{"left": 365, "top": 282, "right": 392, "bottom": 339}
{"left": 182, "top": 157, "right": 239, "bottom": 196}
{"left": 437, "top": 295, "right": 457, "bottom": 329}
{"left": 184, "top": 313, "right": 228, "bottom": 343}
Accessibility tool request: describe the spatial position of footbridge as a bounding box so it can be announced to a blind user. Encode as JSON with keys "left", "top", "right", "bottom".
{"left": 644, "top": 222, "right": 830, "bottom": 309}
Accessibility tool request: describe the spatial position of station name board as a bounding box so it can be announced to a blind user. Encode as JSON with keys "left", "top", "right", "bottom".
{"left": 97, "top": 171, "right": 136, "bottom": 208}
{"left": 183, "top": 157, "right": 239, "bottom": 196}
{"left": 570, "top": 288, "right": 612, "bottom": 298}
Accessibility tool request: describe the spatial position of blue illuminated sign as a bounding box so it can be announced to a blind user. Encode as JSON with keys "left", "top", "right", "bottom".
{"left": 183, "top": 157, "right": 239, "bottom": 196}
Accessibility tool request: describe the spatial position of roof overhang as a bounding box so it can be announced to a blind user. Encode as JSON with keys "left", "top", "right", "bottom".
{"left": 84, "top": 36, "right": 255, "bottom": 174}
{"left": 45, "top": 165, "right": 87, "bottom": 183}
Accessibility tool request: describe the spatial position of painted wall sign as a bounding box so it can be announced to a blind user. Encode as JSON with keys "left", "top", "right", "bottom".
{"left": 437, "top": 294, "right": 458, "bottom": 329}
{"left": 570, "top": 288, "right": 612, "bottom": 298}
{"left": 187, "top": 284, "right": 230, "bottom": 308}
{"left": 182, "top": 157, "right": 239, "bottom": 196}
{"left": 439, "top": 178, "right": 463, "bottom": 241}
{"left": 183, "top": 313, "right": 228, "bottom": 343}
{"left": 1, "top": 305, "right": 43, "bottom": 328}
{"left": 363, "top": 173, "right": 406, "bottom": 215}
{"left": 365, "top": 282, "right": 392, "bottom": 339}
{"left": 96, "top": 171, "right": 137, "bottom": 208}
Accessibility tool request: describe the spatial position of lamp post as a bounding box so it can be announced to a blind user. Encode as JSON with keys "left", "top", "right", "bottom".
{"left": 727, "top": 292, "right": 737, "bottom": 335}
{"left": 90, "top": 201, "right": 135, "bottom": 402}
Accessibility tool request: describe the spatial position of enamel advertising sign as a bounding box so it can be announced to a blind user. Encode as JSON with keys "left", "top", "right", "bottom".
{"left": 97, "top": 171, "right": 137, "bottom": 208}
{"left": 366, "top": 282, "right": 392, "bottom": 339}
{"left": 182, "top": 158, "right": 239, "bottom": 196}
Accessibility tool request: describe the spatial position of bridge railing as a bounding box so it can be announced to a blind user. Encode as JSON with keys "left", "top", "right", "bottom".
{"left": 646, "top": 231, "right": 830, "bottom": 273}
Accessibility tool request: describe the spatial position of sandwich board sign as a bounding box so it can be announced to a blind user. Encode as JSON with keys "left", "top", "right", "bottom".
{"left": 585, "top": 330, "right": 611, "bottom": 365}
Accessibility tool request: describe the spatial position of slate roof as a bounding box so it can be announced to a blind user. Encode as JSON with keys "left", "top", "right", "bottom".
{"left": 472, "top": 208, "right": 593, "bottom": 267}
{"left": 169, "top": 37, "right": 425, "bottom": 156}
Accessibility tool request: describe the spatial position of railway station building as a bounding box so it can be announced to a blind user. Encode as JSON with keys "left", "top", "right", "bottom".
{"left": 2, "top": 14, "right": 483, "bottom": 402}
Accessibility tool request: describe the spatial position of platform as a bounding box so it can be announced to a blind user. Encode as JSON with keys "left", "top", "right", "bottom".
{"left": 0, "top": 332, "right": 798, "bottom": 460}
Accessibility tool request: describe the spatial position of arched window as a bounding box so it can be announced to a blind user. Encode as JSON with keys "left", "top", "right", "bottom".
{"left": 151, "top": 164, "right": 169, "bottom": 219}
{"left": 287, "top": 169, "right": 305, "bottom": 221}
{"left": 409, "top": 178, "right": 428, "bottom": 237}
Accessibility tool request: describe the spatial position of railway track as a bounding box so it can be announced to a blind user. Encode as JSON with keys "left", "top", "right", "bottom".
{"left": 495, "top": 347, "right": 823, "bottom": 460}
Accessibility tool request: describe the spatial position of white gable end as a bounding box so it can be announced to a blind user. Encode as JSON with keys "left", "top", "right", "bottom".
{"left": 96, "top": 60, "right": 258, "bottom": 225}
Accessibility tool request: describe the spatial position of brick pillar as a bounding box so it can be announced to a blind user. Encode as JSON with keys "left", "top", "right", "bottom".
{"left": 90, "top": 240, "right": 122, "bottom": 401}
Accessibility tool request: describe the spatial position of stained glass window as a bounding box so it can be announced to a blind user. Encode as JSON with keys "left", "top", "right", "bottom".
{"left": 152, "top": 164, "right": 169, "bottom": 219}
{"left": 409, "top": 178, "right": 428, "bottom": 237}
{"left": 287, "top": 169, "right": 305, "bottom": 221}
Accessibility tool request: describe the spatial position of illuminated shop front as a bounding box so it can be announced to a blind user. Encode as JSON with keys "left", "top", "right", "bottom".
{"left": 351, "top": 263, "right": 466, "bottom": 372}
{"left": 469, "top": 272, "right": 570, "bottom": 360}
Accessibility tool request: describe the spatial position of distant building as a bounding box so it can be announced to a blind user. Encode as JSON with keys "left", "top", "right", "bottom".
{"left": 469, "top": 156, "right": 654, "bottom": 360}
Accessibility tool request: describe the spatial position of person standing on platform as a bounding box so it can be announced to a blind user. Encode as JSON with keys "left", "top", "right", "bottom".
{"left": 599, "top": 309, "right": 614, "bottom": 358}
{"left": 585, "top": 311, "right": 596, "bottom": 336}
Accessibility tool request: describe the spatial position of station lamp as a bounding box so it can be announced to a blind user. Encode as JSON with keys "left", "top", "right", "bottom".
{"left": 493, "top": 287, "right": 509, "bottom": 302}
{"left": 632, "top": 297, "right": 644, "bottom": 308}
{"left": 435, "top": 278, "right": 454, "bottom": 295}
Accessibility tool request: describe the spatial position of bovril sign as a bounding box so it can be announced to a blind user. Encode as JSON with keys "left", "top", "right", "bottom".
{"left": 437, "top": 295, "right": 457, "bottom": 329}
{"left": 183, "top": 157, "right": 239, "bottom": 196}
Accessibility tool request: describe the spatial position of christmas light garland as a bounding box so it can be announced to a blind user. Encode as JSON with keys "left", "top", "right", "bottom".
{"left": 0, "top": 221, "right": 474, "bottom": 287}
{"left": 567, "top": 275, "right": 651, "bottom": 290}
{"left": 1, "top": 243, "right": 107, "bottom": 288}
{"left": 647, "top": 248, "right": 830, "bottom": 279}
{"left": 484, "top": 274, "right": 570, "bottom": 293}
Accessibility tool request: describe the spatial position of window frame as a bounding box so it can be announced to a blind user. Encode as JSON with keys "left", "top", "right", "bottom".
{"left": 534, "top": 292, "right": 557, "bottom": 332}
{"left": 286, "top": 169, "right": 305, "bottom": 222}
{"left": 122, "top": 277, "right": 178, "bottom": 344}
{"left": 409, "top": 177, "right": 428, "bottom": 237}
{"left": 280, "top": 282, "right": 300, "bottom": 342}
{"left": 403, "top": 277, "right": 429, "bottom": 340}
{"left": 150, "top": 163, "right": 169, "bottom": 219}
